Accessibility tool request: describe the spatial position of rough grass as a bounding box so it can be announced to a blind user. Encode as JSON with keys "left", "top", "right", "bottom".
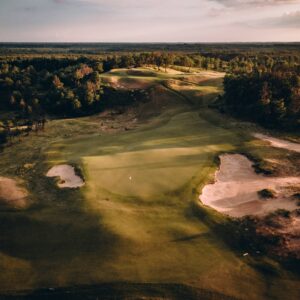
{"left": 0, "top": 69, "right": 299, "bottom": 300}
{"left": 7, "top": 283, "right": 240, "bottom": 299}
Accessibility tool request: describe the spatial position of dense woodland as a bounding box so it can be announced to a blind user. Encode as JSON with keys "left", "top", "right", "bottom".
{"left": 1, "top": 42, "right": 299, "bottom": 55}
{"left": 1, "top": 46, "right": 300, "bottom": 144}
{"left": 219, "top": 66, "right": 300, "bottom": 130}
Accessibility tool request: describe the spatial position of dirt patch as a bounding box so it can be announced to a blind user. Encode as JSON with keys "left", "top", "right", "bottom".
{"left": 144, "top": 66, "right": 184, "bottom": 75}
{"left": 126, "top": 69, "right": 157, "bottom": 77}
{"left": 200, "top": 154, "right": 300, "bottom": 217}
{"left": 104, "top": 76, "right": 153, "bottom": 91}
{"left": 97, "top": 107, "right": 140, "bottom": 133}
{"left": 253, "top": 133, "right": 300, "bottom": 153}
{"left": 101, "top": 76, "right": 121, "bottom": 89}
{"left": 118, "top": 78, "right": 153, "bottom": 90}
{"left": 0, "top": 177, "right": 29, "bottom": 208}
{"left": 255, "top": 210, "right": 300, "bottom": 259}
{"left": 46, "top": 165, "right": 85, "bottom": 188}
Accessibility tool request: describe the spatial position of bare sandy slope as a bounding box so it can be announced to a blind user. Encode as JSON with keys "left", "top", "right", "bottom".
{"left": 102, "top": 75, "right": 153, "bottom": 90}
{"left": 276, "top": 213, "right": 300, "bottom": 255}
{"left": 256, "top": 210, "right": 300, "bottom": 258}
{"left": 163, "top": 67, "right": 184, "bottom": 74}
{"left": 144, "top": 66, "right": 184, "bottom": 75}
{"left": 200, "top": 154, "right": 300, "bottom": 217}
{"left": 0, "top": 177, "right": 28, "bottom": 208}
{"left": 47, "top": 165, "right": 84, "bottom": 188}
{"left": 253, "top": 133, "right": 300, "bottom": 153}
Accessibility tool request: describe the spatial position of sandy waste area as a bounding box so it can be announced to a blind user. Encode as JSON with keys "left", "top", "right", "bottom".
{"left": 200, "top": 154, "right": 300, "bottom": 217}
{"left": 253, "top": 133, "right": 300, "bottom": 153}
{"left": 0, "top": 177, "right": 29, "bottom": 208}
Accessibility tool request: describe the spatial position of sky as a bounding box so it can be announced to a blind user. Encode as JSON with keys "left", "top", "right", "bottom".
{"left": 0, "top": 0, "right": 299, "bottom": 42}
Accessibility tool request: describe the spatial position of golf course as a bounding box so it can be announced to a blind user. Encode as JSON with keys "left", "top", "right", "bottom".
{"left": 0, "top": 68, "right": 299, "bottom": 300}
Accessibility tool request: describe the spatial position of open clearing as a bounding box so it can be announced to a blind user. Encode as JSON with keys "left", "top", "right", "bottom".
{"left": 0, "top": 68, "right": 299, "bottom": 299}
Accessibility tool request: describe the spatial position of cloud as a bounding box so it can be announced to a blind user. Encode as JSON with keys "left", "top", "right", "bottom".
{"left": 0, "top": 0, "right": 299, "bottom": 42}
{"left": 211, "top": 0, "right": 300, "bottom": 7}
{"left": 234, "top": 10, "right": 300, "bottom": 29}
{"left": 261, "top": 10, "right": 300, "bottom": 27}
{"left": 53, "top": 0, "right": 205, "bottom": 9}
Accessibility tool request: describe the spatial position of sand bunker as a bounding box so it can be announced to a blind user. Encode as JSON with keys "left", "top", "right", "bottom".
{"left": 200, "top": 154, "right": 300, "bottom": 217}
{"left": 253, "top": 133, "right": 300, "bottom": 153}
{"left": 46, "top": 165, "right": 84, "bottom": 188}
{"left": 0, "top": 177, "right": 29, "bottom": 208}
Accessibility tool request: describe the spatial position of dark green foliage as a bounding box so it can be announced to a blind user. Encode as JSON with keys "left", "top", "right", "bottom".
{"left": 220, "top": 68, "right": 300, "bottom": 130}
{"left": 0, "top": 125, "right": 6, "bottom": 144}
{"left": 266, "top": 209, "right": 291, "bottom": 220}
{"left": 274, "top": 209, "right": 291, "bottom": 218}
{"left": 1, "top": 48, "right": 299, "bottom": 139}
{"left": 0, "top": 59, "right": 105, "bottom": 117}
{"left": 258, "top": 189, "right": 277, "bottom": 199}
{"left": 72, "top": 163, "right": 85, "bottom": 183}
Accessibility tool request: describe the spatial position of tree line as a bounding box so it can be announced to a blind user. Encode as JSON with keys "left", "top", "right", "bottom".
{"left": 218, "top": 66, "right": 300, "bottom": 130}
{"left": 1, "top": 51, "right": 299, "bottom": 145}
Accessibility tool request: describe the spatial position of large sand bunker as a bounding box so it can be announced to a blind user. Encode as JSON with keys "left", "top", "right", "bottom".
{"left": 253, "top": 133, "right": 300, "bottom": 153}
{"left": 0, "top": 177, "right": 29, "bottom": 208}
{"left": 46, "top": 165, "right": 84, "bottom": 188}
{"left": 200, "top": 154, "right": 300, "bottom": 217}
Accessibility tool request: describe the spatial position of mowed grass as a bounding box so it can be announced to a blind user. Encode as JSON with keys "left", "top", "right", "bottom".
{"left": 0, "top": 70, "right": 299, "bottom": 299}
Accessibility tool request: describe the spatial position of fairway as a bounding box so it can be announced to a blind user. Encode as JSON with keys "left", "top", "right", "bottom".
{"left": 0, "top": 70, "right": 299, "bottom": 300}
{"left": 53, "top": 110, "right": 236, "bottom": 199}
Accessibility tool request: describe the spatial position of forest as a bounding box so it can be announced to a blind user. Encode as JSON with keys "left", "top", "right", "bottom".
{"left": 219, "top": 65, "right": 300, "bottom": 130}
{"left": 0, "top": 46, "right": 300, "bottom": 145}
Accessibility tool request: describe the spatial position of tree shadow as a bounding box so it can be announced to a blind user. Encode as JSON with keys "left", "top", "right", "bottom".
{"left": 0, "top": 209, "right": 118, "bottom": 262}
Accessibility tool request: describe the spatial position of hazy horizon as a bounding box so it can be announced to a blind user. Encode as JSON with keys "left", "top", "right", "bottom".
{"left": 1, "top": 41, "right": 300, "bottom": 44}
{"left": 0, "top": 0, "right": 299, "bottom": 43}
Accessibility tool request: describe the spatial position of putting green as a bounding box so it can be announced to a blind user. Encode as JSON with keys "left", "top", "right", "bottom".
{"left": 59, "top": 110, "right": 235, "bottom": 200}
